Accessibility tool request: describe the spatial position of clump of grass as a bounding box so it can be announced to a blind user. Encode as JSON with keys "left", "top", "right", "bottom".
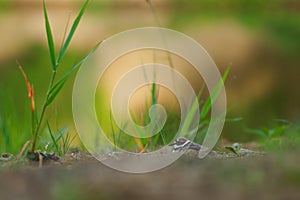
{"left": 46, "top": 121, "right": 76, "bottom": 156}
{"left": 106, "top": 65, "right": 231, "bottom": 153}
{"left": 245, "top": 120, "right": 300, "bottom": 151}
{"left": 17, "top": 0, "right": 100, "bottom": 159}
{"left": 245, "top": 121, "right": 290, "bottom": 140}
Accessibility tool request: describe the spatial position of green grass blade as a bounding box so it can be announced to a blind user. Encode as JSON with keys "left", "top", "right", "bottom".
{"left": 59, "top": 41, "right": 100, "bottom": 83}
{"left": 151, "top": 83, "right": 157, "bottom": 105}
{"left": 225, "top": 117, "right": 243, "bottom": 122}
{"left": 47, "top": 121, "right": 59, "bottom": 152}
{"left": 45, "top": 79, "right": 66, "bottom": 106}
{"left": 43, "top": 0, "right": 56, "bottom": 70}
{"left": 56, "top": 0, "right": 90, "bottom": 64}
{"left": 62, "top": 134, "right": 76, "bottom": 154}
{"left": 59, "top": 12, "right": 72, "bottom": 56}
{"left": 54, "top": 127, "right": 69, "bottom": 144}
{"left": 178, "top": 96, "right": 200, "bottom": 138}
{"left": 244, "top": 127, "right": 268, "bottom": 139}
{"left": 198, "top": 119, "right": 210, "bottom": 130}
{"left": 45, "top": 42, "right": 100, "bottom": 107}
{"left": 200, "top": 67, "right": 230, "bottom": 120}
{"left": 269, "top": 125, "right": 289, "bottom": 138}
{"left": 110, "top": 111, "right": 117, "bottom": 150}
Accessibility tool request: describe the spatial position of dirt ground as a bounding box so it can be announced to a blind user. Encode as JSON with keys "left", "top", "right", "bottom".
{"left": 0, "top": 148, "right": 300, "bottom": 200}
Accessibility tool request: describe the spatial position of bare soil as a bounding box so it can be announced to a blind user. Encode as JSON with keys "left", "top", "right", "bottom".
{"left": 1, "top": 147, "right": 300, "bottom": 200}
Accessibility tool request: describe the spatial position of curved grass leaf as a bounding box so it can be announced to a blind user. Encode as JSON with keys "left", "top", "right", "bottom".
{"left": 45, "top": 42, "right": 101, "bottom": 107}
{"left": 47, "top": 121, "right": 59, "bottom": 152}
{"left": 45, "top": 78, "right": 66, "bottom": 106}
{"left": 58, "top": 41, "right": 100, "bottom": 83}
{"left": 47, "top": 121, "right": 69, "bottom": 155}
{"left": 54, "top": 127, "right": 69, "bottom": 145}
{"left": 200, "top": 67, "right": 230, "bottom": 120}
{"left": 59, "top": 12, "right": 72, "bottom": 57}
{"left": 61, "top": 132, "right": 76, "bottom": 155}
{"left": 43, "top": 0, "right": 56, "bottom": 70}
{"left": 244, "top": 127, "right": 268, "bottom": 139}
{"left": 56, "top": 0, "right": 90, "bottom": 64}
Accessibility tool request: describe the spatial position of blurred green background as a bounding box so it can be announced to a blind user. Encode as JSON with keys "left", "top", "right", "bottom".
{"left": 0, "top": 0, "right": 299, "bottom": 149}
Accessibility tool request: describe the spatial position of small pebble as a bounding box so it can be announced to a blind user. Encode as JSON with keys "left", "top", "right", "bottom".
{"left": 0, "top": 153, "right": 14, "bottom": 161}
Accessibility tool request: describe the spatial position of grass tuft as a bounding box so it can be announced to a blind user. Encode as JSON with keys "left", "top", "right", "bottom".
{"left": 15, "top": 0, "right": 101, "bottom": 157}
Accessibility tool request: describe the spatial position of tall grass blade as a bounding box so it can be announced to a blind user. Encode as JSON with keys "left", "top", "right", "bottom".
{"left": 43, "top": 0, "right": 56, "bottom": 70}
{"left": 244, "top": 127, "right": 268, "bottom": 139}
{"left": 45, "top": 42, "right": 100, "bottom": 106}
{"left": 59, "top": 12, "right": 72, "bottom": 56}
{"left": 47, "top": 125, "right": 69, "bottom": 154}
{"left": 58, "top": 41, "right": 100, "bottom": 84}
{"left": 200, "top": 67, "right": 230, "bottom": 120}
{"left": 45, "top": 79, "right": 66, "bottom": 106}
{"left": 62, "top": 133, "right": 76, "bottom": 155}
{"left": 56, "top": 0, "right": 90, "bottom": 64}
{"left": 47, "top": 121, "right": 59, "bottom": 152}
{"left": 53, "top": 127, "right": 69, "bottom": 144}
{"left": 179, "top": 96, "right": 200, "bottom": 138}
{"left": 151, "top": 83, "right": 157, "bottom": 105}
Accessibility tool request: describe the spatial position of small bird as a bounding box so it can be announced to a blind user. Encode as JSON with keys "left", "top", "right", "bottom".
{"left": 169, "top": 137, "right": 202, "bottom": 152}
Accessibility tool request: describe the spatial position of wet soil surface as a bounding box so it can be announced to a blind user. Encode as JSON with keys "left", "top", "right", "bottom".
{"left": 0, "top": 148, "right": 300, "bottom": 200}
